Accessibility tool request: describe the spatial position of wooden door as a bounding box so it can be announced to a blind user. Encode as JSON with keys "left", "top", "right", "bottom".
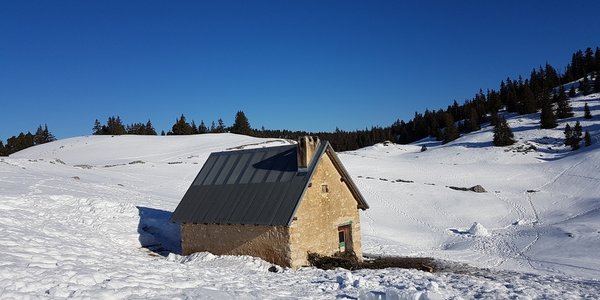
{"left": 338, "top": 225, "right": 353, "bottom": 253}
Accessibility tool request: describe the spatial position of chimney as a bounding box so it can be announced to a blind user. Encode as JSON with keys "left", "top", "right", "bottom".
{"left": 297, "top": 136, "right": 320, "bottom": 170}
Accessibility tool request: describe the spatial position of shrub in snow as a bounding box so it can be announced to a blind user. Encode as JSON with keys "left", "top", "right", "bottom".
{"left": 584, "top": 103, "right": 593, "bottom": 119}
{"left": 584, "top": 131, "right": 592, "bottom": 147}
{"left": 565, "top": 122, "right": 583, "bottom": 150}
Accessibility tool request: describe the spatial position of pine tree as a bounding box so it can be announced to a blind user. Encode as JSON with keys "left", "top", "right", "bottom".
{"left": 0, "top": 141, "right": 5, "bottom": 156}
{"left": 584, "top": 102, "right": 593, "bottom": 119}
{"left": 564, "top": 124, "right": 573, "bottom": 146}
{"left": 540, "top": 97, "right": 557, "bottom": 129}
{"left": 160, "top": 130, "right": 166, "bottom": 136}
{"left": 519, "top": 85, "right": 537, "bottom": 114}
{"left": 594, "top": 72, "right": 600, "bottom": 93}
{"left": 5, "top": 132, "right": 35, "bottom": 154}
{"left": 465, "top": 108, "right": 480, "bottom": 132}
{"left": 171, "top": 114, "right": 193, "bottom": 135}
{"left": 191, "top": 120, "right": 198, "bottom": 134}
{"left": 579, "top": 76, "right": 591, "bottom": 95}
{"left": 34, "top": 125, "right": 45, "bottom": 145}
{"left": 105, "top": 116, "right": 126, "bottom": 135}
{"left": 145, "top": 120, "right": 157, "bottom": 135}
{"left": 441, "top": 113, "right": 459, "bottom": 144}
{"left": 215, "top": 118, "right": 226, "bottom": 133}
{"left": 556, "top": 86, "right": 574, "bottom": 119}
{"left": 493, "top": 117, "right": 515, "bottom": 146}
{"left": 584, "top": 131, "right": 592, "bottom": 147}
{"left": 93, "top": 119, "right": 102, "bottom": 135}
{"left": 198, "top": 120, "right": 208, "bottom": 134}
{"left": 565, "top": 122, "right": 583, "bottom": 150}
{"left": 231, "top": 111, "right": 252, "bottom": 135}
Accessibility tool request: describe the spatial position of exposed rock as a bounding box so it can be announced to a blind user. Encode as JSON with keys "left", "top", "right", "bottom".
{"left": 448, "top": 185, "right": 486, "bottom": 193}
{"left": 396, "top": 179, "right": 414, "bottom": 183}
{"left": 74, "top": 164, "right": 93, "bottom": 169}
{"left": 470, "top": 185, "right": 486, "bottom": 193}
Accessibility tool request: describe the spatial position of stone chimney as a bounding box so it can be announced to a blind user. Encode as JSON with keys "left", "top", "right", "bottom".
{"left": 297, "top": 136, "right": 320, "bottom": 170}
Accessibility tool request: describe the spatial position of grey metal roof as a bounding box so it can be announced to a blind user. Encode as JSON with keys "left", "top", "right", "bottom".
{"left": 170, "top": 141, "right": 368, "bottom": 226}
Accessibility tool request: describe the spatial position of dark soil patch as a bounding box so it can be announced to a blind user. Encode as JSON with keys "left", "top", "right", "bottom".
{"left": 308, "top": 252, "right": 437, "bottom": 272}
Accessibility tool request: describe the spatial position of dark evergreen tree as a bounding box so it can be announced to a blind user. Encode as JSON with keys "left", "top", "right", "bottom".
{"left": 465, "top": 108, "right": 480, "bottom": 132}
{"left": 573, "top": 121, "right": 583, "bottom": 148}
{"left": 565, "top": 122, "right": 583, "bottom": 150}
{"left": 441, "top": 113, "right": 459, "bottom": 144}
{"left": 584, "top": 102, "right": 593, "bottom": 119}
{"left": 0, "top": 141, "right": 5, "bottom": 156}
{"left": 214, "top": 118, "right": 226, "bottom": 133}
{"left": 191, "top": 120, "right": 198, "bottom": 134}
{"left": 210, "top": 121, "right": 216, "bottom": 133}
{"left": 502, "top": 78, "right": 519, "bottom": 112}
{"left": 493, "top": 117, "right": 515, "bottom": 146}
{"left": 519, "top": 85, "right": 537, "bottom": 114}
{"left": 145, "top": 120, "right": 157, "bottom": 135}
{"left": 540, "top": 97, "right": 557, "bottom": 129}
{"left": 5, "top": 132, "right": 35, "bottom": 154}
{"left": 584, "top": 47, "right": 595, "bottom": 72}
{"left": 596, "top": 47, "right": 600, "bottom": 70}
{"left": 93, "top": 119, "right": 102, "bottom": 135}
{"left": 564, "top": 124, "right": 573, "bottom": 146}
{"left": 105, "top": 116, "right": 126, "bottom": 135}
{"left": 579, "top": 76, "right": 592, "bottom": 95}
{"left": 160, "top": 130, "right": 165, "bottom": 136}
{"left": 584, "top": 130, "right": 592, "bottom": 147}
{"left": 544, "top": 63, "right": 560, "bottom": 91}
{"left": 487, "top": 89, "right": 502, "bottom": 113}
{"left": 33, "top": 124, "right": 55, "bottom": 145}
{"left": 231, "top": 111, "right": 252, "bottom": 135}
{"left": 171, "top": 114, "right": 193, "bottom": 135}
{"left": 198, "top": 121, "right": 208, "bottom": 134}
{"left": 594, "top": 72, "right": 600, "bottom": 93}
{"left": 556, "top": 86, "right": 574, "bottom": 119}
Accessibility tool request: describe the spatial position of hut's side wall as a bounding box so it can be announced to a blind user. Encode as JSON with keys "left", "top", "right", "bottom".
{"left": 289, "top": 153, "right": 363, "bottom": 268}
{"left": 181, "top": 224, "right": 291, "bottom": 267}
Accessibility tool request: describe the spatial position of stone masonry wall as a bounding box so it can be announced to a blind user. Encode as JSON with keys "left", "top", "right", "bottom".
{"left": 289, "top": 152, "right": 363, "bottom": 267}
{"left": 181, "top": 224, "right": 292, "bottom": 267}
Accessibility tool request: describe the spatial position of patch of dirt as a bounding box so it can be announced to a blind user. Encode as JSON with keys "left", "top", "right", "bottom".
{"left": 308, "top": 252, "right": 436, "bottom": 272}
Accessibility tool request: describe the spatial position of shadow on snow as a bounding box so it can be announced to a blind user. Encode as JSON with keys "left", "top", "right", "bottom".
{"left": 137, "top": 206, "right": 181, "bottom": 256}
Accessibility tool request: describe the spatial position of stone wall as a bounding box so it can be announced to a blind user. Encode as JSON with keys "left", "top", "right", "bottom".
{"left": 289, "top": 152, "right": 363, "bottom": 267}
{"left": 181, "top": 223, "right": 292, "bottom": 267}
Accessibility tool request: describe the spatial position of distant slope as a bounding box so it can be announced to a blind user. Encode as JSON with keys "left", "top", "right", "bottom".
{"left": 341, "top": 91, "right": 600, "bottom": 278}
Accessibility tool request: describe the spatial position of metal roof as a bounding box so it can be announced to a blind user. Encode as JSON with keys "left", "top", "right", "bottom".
{"left": 170, "top": 141, "right": 368, "bottom": 226}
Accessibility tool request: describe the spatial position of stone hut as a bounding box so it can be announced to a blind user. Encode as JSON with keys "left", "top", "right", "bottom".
{"left": 170, "top": 136, "right": 369, "bottom": 268}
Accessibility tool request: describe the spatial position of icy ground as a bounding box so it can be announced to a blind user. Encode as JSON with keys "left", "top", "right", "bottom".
{"left": 1, "top": 94, "right": 600, "bottom": 298}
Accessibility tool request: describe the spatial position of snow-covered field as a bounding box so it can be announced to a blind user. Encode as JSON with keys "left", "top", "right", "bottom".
{"left": 2, "top": 94, "right": 600, "bottom": 299}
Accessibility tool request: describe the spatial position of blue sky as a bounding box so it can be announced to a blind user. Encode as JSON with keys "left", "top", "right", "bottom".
{"left": 1, "top": 1, "right": 599, "bottom": 140}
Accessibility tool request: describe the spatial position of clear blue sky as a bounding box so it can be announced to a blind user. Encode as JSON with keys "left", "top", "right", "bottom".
{"left": 1, "top": 1, "right": 599, "bottom": 140}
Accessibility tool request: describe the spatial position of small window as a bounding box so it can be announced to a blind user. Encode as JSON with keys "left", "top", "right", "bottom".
{"left": 321, "top": 184, "right": 329, "bottom": 193}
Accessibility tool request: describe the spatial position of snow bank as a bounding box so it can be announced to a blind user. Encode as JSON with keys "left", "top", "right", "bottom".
{"left": 468, "top": 222, "right": 491, "bottom": 237}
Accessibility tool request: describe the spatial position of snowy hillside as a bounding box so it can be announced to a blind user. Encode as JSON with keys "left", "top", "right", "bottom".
{"left": 2, "top": 94, "right": 600, "bottom": 298}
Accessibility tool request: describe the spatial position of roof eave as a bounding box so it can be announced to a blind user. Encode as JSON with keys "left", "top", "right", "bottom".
{"left": 325, "top": 145, "right": 370, "bottom": 210}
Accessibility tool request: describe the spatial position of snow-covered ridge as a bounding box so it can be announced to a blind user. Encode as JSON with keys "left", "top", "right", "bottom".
{"left": 1, "top": 95, "right": 600, "bottom": 298}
